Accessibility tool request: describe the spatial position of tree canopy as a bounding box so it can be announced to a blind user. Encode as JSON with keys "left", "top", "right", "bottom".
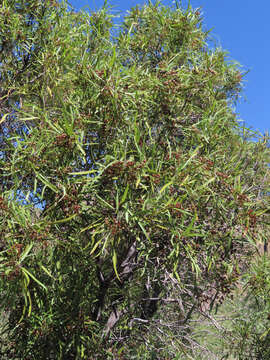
{"left": 0, "top": 0, "right": 269, "bottom": 358}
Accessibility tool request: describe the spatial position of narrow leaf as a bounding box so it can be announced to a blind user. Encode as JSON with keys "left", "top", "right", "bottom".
{"left": 112, "top": 249, "right": 121, "bottom": 281}
{"left": 120, "top": 184, "right": 129, "bottom": 204}
{"left": 21, "top": 267, "right": 47, "bottom": 291}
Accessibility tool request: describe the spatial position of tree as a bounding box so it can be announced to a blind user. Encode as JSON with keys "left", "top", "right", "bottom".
{"left": 0, "top": 0, "right": 269, "bottom": 358}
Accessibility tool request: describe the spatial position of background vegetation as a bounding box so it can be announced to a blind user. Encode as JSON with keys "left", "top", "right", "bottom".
{"left": 0, "top": 0, "right": 269, "bottom": 358}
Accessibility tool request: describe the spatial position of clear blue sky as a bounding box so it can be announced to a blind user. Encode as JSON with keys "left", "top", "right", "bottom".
{"left": 70, "top": 0, "right": 269, "bottom": 136}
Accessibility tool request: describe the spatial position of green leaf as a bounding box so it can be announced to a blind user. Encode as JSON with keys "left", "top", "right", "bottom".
{"left": 112, "top": 249, "right": 121, "bottom": 281}
{"left": 159, "top": 181, "right": 173, "bottom": 194}
{"left": 51, "top": 214, "right": 77, "bottom": 224}
{"left": 68, "top": 169, "right": 98, "bottom": 176}
{"left": 36, "top": 173, "right": 59, "bottom": 193}
{"left": 39, "top": 264, "right": 55, "bottom": 279}
{"left": 120, "top": 184, "right": 129, "bottom": 204}
{"left": 90, "top": 239, "right": 102, "bottom": 255}
{"left": 96, "top": 194, "right": 115, "bottom": 210}
{"left": 18, "top": 243, "right": 33, "bottom": 264}
{"left": 179, "top": 145, "right": 203, "bottom": 171}
{"left": 138, "top": 221, "right": 150, "bottom": 240}
{"left": 0, "top": 112, "right": 11, "bottom": 124}
{"left": 21, "top": 267, "right": 47, "bottom": 291}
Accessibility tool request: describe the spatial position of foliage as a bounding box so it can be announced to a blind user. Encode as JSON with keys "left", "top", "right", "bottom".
{"left": 0, "top": 0, "right": 269, "bottom": 358}
{"left": 222, "top": 254, "right": 270, "bottom": 360}
{"left": 183, "top": 244, "right": 270, "bottom": 360}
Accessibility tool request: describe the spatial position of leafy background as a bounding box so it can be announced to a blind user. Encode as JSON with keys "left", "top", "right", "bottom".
{"left": 72, "top": 0, "right": 270, "bottom": 136}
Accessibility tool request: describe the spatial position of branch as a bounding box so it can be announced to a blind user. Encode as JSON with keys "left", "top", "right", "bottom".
{"left": 95, "top": 241, "right": 137, "bottom": 322}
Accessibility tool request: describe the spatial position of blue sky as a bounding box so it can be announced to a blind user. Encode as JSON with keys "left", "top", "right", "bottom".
{"left": 70, "top": 0, "right": 269, "bottom": 136}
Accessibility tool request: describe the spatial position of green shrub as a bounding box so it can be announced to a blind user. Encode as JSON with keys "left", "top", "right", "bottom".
{"left": 0, "top": 0, "right": 269, "bottom": 358}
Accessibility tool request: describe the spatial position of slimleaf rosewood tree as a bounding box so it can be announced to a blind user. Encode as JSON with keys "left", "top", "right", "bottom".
{"left": 0, "top": 0, "right": 269, "bottom": 358}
